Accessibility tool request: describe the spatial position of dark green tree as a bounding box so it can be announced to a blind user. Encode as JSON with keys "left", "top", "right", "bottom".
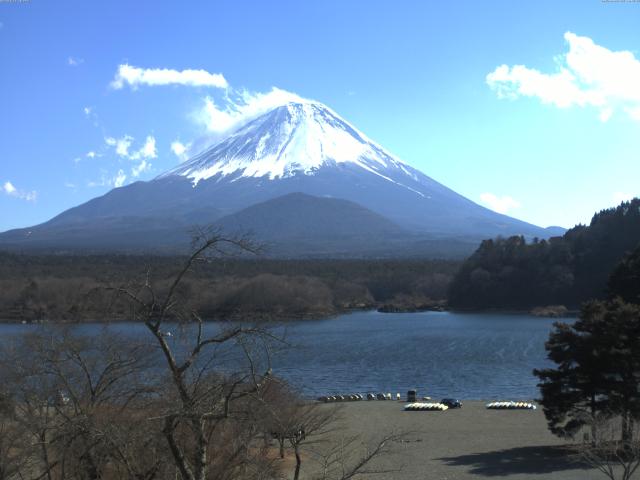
{"left": 534, "top": 303, "right": 609, "bottom": 439}
{"left": 608, "top": 245, "right": 640, "bottom": 305}
{"left": 449, "top": 198, "right": 640, "bottom": 310}
{"left": 534, "top": 299, "right": 640, "bottom": 442}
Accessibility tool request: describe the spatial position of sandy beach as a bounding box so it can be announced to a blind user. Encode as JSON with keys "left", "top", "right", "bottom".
{"left": 303, "top": 400, "right": 605, "bottom": 480}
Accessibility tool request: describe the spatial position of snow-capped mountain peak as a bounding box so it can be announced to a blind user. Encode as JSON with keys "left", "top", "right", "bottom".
{"left": 0, "top": 98, "right": 555, "bottom": 254}
{"left": 161, "top": 101, "right": 416, "bottom": 186}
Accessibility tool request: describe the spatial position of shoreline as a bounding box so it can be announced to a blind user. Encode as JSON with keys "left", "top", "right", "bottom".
{"left": 0, "top": 305, "right": 577, "bottom": 324}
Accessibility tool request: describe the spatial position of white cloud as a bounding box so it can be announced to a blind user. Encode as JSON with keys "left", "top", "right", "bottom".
{"left": 111, "top": 64, "right": 228, "bottom": 90}
{"left": 137, "top": 135, "right": 157, "bottom": 159}
{"left": 86, "top": 151, "right": 97, "bottom": 158}
{"left": 64, "top": 182, "right": 76, "bottom": 188}
{"left": 613, "top": 192, "right": 635, "bottom": 204}
{"left": 171, "top": 140, "right": 191, "bottom": 162}
{"left": 170, "top": 140, "right": 187, "bottom": 156}
{"left": 100, "top": 136, "right": 155, "bottom": 180}
{"left": 105, "top": 135, "right": 156, "bottom": 161}
{"left": 487, "top": 32, "right": 640, "bottom": 122}
{"left": 3, "top": 182, "right": 16, "bottom": 195}
{"left": 131, "top": 159, "right": 151, "bottom": 178}
{"left": 89, "top": 170, "right": 127, "bottom": 188}
{"left": 197, "top": 87, "right": 307, "bottom": 136}
{"left": 3, "top": 181, "right": 37, "bottom": 202}
{"left": 82, "top": 106, "right": 100, "bottom": 127}
{"left": 480, "top": 192, "right": 521, "bottom": 214}
{"left": 68, "top": 56, "right": 84, "bottom": 67}
{"left": 113, "top": 169, "right": 126, "bottom": 187}
{"left": 114, "top": 135, "right": 133, "bottom": 157}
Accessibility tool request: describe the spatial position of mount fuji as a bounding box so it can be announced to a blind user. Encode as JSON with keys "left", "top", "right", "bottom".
{"left": 0, "top": 100, "right": 560, "bottom": 257}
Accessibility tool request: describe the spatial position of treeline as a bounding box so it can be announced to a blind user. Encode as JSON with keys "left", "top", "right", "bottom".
{"left": 532, "top": 242, "right": 640, "bottom": 474}
{"left": 0, "top": 254, "right": 459, "bottom": 322}
{"left": 0, "top": 236, "right": 400, "bottom": 480}
{"left": 448, "top": 198, "right": 640, "bottom": 310}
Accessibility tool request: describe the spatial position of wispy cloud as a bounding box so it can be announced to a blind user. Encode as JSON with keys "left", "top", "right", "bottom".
{"left": 103, "top": 135, "right": 156, "bottom": 180}
{"left": 197, "top": 87, "right": 307, "bottom": 136}
{"left": 87, "top": 169, "right": 127, "bottom": 188}
{"left": 113, "top": 170, "right": 126, "bottom": 187}
{"left": 68, "top": 56, "right": 84, "bottom": 66}
{"left": 105, "top": 135, "right": 132, "bottom": 157}
{"left": 82, "top": 105, "right": 100, "bottom": 128}
{"left": 3, "top": 181, "right": 37, "bottom": 202}
{"left": 104, "top": 134, "right": 156, "bottom": 161}
{"left": 487, "top": 32, "right": 640, "bottom": 122}
{"left": 131, "top": 159, "right": 151, "bottom": 177}
{"left": 136, "top": 136, "right": 157, "bottom": 160}
{"left": 110, "top": 64, "right": 228, "bottom": 90}
{"left": 108, "top": 62, "right": 311, "bottom": 154}
{"left": 480, "top": 192, "right": 521, "bottom": 214}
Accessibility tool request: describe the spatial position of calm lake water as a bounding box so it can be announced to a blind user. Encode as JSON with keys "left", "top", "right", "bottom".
{"left": 0, "top": 311, "right": 562, "bottom": 400}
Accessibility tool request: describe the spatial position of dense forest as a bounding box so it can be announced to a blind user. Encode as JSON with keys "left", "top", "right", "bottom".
{"left": 448, "top": 198, "right": 640, "bottom": 310}
{"left": 0, "top": 253, "right": 458, "bottom": 322}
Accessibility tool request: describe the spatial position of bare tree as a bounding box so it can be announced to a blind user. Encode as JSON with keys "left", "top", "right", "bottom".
{"left": 309, "top": 431, "right": 405, "bottom": 480}
{"left": 258, "top": 380, "right": 341, "bottom": 479}
{"left": 115, "top": 230, "right": 278, "bottom": 480}
{"left": 579, "top": 413, "right": 640, "bottom": 480}
{"left": 0, "top": 389, "right": 30, "bottom": 480}
{"left": 0, "top": 328, "right": 165, "bottom": 480}
{"left": 0, "top": 229, "right": 410, "bottom": 480}
{"left": 256, "top": 379, "right": 407, "bottom": 480}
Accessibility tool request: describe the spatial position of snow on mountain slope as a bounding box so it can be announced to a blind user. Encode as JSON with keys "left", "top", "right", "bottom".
{"left": 0, "top": 97, "right": 561, "bottom": 255}
{"left": 160, "top": 101, "right": 425, "bottom": 197}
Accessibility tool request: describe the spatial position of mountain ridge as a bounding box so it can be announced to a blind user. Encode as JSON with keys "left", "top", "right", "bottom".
{"left": 0, "top": 100, "right": 563, "bottom": 257}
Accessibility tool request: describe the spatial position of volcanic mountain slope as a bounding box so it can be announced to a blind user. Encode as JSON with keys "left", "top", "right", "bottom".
{"left": 0, "top": 100, "right": 560, "bottom": 256}
{"left": 215, "top": 193, "right": 402, "bottom": 239}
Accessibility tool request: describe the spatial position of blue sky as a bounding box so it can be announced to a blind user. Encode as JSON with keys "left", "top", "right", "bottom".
{"left": 1, "top": 0, "right": 639, "bottom": 231}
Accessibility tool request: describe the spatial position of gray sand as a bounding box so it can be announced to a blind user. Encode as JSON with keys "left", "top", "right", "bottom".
{"left": 301, "top": 401, "right": 607, "bottom": 479}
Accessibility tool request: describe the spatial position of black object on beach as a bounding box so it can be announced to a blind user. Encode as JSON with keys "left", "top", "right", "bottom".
{"left": 407, "top": 390, "right": 417, "bottom": 402}
{"left": 441, "top": 398, "right": 462, "bottom": 409}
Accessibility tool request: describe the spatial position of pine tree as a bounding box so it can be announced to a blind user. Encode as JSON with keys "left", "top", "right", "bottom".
{"left": 608, "top": 245, "right": 640, "bottom": 305}
{"left": 534, "top": 300, "right": 640, "bottom": 442}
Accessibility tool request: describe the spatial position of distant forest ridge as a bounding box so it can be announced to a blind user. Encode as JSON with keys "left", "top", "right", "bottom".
{"left": 448, "top": 198, "right": 640, "bottom": 310}
{"left": 0, "top": 255, "right": 458, "bottom": 322}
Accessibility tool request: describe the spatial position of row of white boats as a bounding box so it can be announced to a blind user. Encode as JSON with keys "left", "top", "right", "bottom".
{"left": 318, "top": 393, "right": 402, "bottom": 402}
{"left": 404, "top": 402, "right": 450, "bottom": 411}
{"left": 404, "top": 401, "right": 537, "bottom": 411}
{"left": 485, "top": 401, "right": 537, "bottom": 410}
{"left": 317, "top": 395, "right": 537, "bottom": 410}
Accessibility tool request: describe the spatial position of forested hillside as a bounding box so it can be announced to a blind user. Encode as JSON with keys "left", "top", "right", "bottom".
{"left": 448, "top": 199, "right": 640, "bottom": 309}
{"left": 0, "top": 254, "right": 458, "bottom": 322}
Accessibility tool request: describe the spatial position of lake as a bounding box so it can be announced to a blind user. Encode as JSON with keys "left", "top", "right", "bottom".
{"left": 0, "top": 311, "right": 562, "bottom": 400}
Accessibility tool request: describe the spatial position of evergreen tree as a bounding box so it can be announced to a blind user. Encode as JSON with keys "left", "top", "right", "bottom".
{"left": 534, "top": 299, "right": 640, "bottom": 442}
{"left": 449, "top": 198, "right": 640, "bottom": 310}
{"left": 608, "top": 245, "right": 640, "bottom": 305}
